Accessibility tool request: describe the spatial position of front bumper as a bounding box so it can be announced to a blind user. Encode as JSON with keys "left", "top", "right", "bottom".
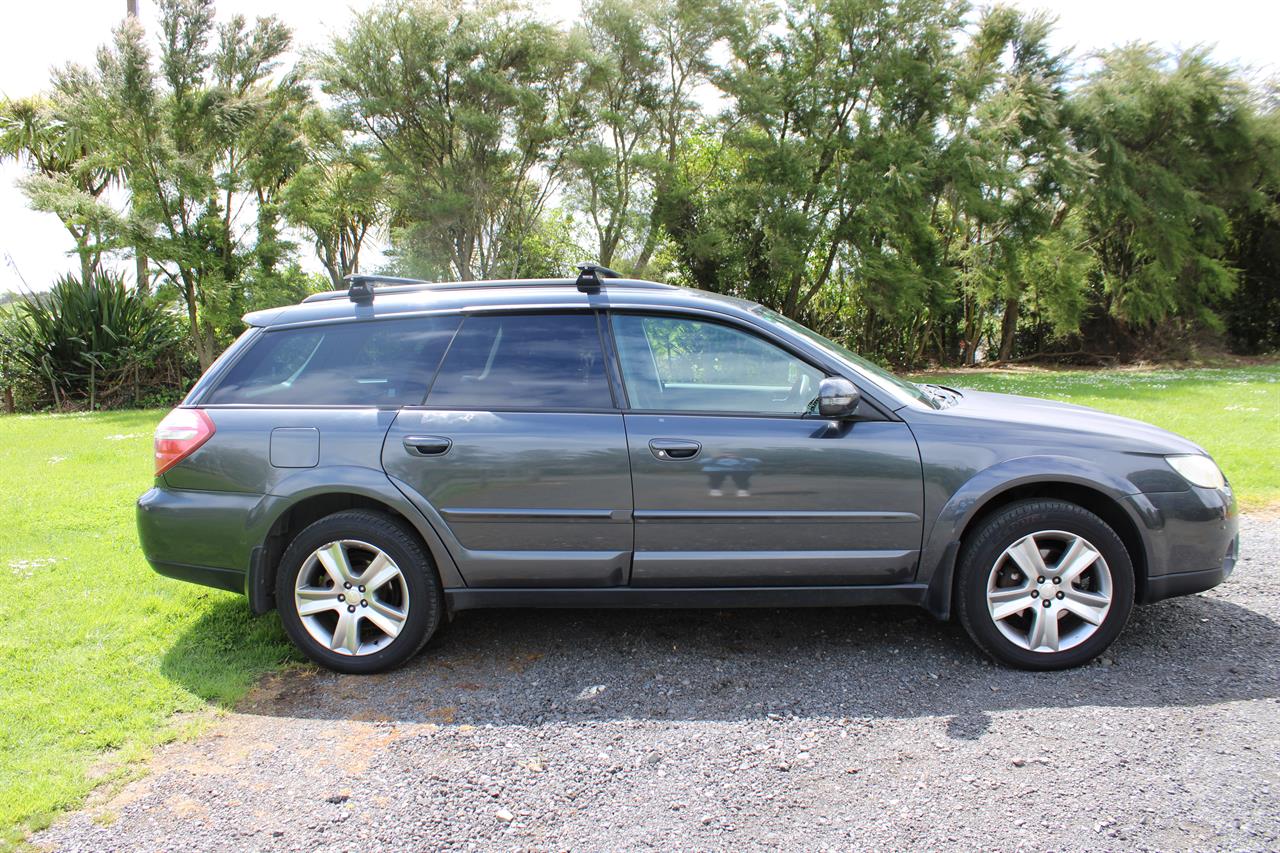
{"left": 1144, "top": 533, "right": 1238, "bottom": 603}
{"left": 1125, "top": 484, "right": 1239, "bottom": 604}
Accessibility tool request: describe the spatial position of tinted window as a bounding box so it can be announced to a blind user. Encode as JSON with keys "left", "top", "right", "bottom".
{"left": 427, "top": 313, "right": 612, "bottom": 410}
{"left": 206, "top": 316, "right": 460, "bottom": 406}
{"left": 612, "top": 314, "right": 824, "bottom": 414}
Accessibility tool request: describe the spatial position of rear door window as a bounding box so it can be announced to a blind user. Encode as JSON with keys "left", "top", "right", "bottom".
{"left": 205, "top": 315, "right": 460, "bottom": 406}
{"left": 426, "top": 313, "right": 613, "bottom": 410}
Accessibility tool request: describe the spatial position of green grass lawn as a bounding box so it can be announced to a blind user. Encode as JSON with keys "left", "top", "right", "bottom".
{"left": 0, "top": 365, "right": 1277, "bottom": 847}
{"left": 0, "top": 410, "right": 292, "bottom": 849}
{"left": 913, "top": 365, "right": 1280, "bottom": 510}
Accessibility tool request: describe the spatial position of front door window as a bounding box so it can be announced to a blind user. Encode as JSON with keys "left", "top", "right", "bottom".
{"left": 611, "top": 314, "right": 824, "bottom": 415}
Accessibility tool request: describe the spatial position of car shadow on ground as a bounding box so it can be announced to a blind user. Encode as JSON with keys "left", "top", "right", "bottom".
{"left": 162, "top": 588, "right": 1280, "bottom": 740}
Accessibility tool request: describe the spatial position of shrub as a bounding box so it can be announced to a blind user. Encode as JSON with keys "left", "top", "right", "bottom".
{"left": 0, "top": 309, "right": 29, "bottom": 412}
{"left": 1, "top": 273, "right": 194, "bottom": 411}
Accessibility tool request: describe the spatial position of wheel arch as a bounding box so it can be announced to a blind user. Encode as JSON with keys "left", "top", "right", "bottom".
{"left": 247, "top": 483, "right": 463, "bottom": 614}
{"left": 921, "top": 457, "right": 1152, "bottom": 619}
{"left": 953, "top": 482, "right": 1146, "bottom": 597}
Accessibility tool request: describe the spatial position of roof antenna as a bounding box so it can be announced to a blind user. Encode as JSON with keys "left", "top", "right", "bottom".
{"left": 575, "top": 263, "right": 620, "bottom": 293}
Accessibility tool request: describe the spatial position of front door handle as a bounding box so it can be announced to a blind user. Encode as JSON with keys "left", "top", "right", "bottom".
{"left": 649, "top": 438, "right": 701, "bottom": 461}
{"left": 403, "top": 435, "right": 452, "bottom": 457}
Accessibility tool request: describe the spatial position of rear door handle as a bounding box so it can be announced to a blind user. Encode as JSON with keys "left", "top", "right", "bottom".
{"left": 403, "top": 435, "right": 452, "bottom": 457}
{"left": 649, "top": 439, "right": 701, "bottom": 460}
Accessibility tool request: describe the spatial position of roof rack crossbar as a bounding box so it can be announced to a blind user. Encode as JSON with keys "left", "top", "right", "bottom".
{"left": 345, "top": 273, "right": 428, "bottom": 303}
{"left": 575, "top": 263, "right": 621, "bottom": 293}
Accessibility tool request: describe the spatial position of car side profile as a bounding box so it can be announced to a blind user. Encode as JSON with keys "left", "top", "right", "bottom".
{"left": 138, "top": 267, "right": 1240, "bottom": 673}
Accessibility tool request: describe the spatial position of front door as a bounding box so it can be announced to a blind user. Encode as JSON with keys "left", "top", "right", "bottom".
{"left": 384, "top": 311, "right": 632, "bottom": 588}
{"left": 611, "top": 312, "right": 923, "bottom": 587}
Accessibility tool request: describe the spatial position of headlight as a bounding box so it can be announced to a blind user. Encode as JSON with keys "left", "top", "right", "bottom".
{"left": 1165, "top": 454, "right": 1227, "bottom": 490}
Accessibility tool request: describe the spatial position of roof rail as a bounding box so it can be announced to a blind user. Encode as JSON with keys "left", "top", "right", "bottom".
{"left": 575, "top": 263, "right": 620, "bottom": 293}
{"left": 298, "top": 270, "right": 673, "bottom": 305}
{"left": 345, "top": 273, "right": 427, "bottom": 303}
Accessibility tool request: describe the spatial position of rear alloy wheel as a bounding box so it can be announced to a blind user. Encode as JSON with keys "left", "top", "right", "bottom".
{"left": 956, "top": 500, "right": 1134, "bottom": 670}
{"left": 295, "top": 539, "right": 410, "bottom": 657}
{"left": 276, "top": 510, "right": 440, "bottom": 674}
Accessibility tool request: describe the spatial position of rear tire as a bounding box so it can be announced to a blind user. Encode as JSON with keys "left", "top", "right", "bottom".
{"left": 275, "top": 510, "right": 441, "bottom": 674}
{"left": 955, "top": 499, "right": 1135, "bottom": 671}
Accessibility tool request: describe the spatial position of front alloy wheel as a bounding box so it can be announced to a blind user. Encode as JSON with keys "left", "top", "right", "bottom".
{"left": 956, "top": 499, "right": 1135, "bottom": 670}
{"left": 985, "top": 530, "right": 1113, "bottom": 653}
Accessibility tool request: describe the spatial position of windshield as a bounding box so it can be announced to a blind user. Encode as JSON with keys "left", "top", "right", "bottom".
{"left": 756, "top": 308, "right": 937, "bottom": 409}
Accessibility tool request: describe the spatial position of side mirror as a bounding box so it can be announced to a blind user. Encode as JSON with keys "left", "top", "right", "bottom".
{"left": 817, "top": 376, "right": 860, "bottom": 418}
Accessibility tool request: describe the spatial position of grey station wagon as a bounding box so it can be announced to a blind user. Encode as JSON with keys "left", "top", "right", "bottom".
{"left": 138, "top": 266, "right": 1239, "bottom": 674}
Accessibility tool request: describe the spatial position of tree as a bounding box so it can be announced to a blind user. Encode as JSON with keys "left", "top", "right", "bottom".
{"left": 565, "top": 0, "right": 662, "bottom": 270}
{"left": 65, "top": 0, "right": 307, "bottom": 367}
{"left": 317, "top": 0, "right": 589, "bottom": 281}
{"left": 0, "top": 95, "right": 118, "bottom": 284}
{"left": 929, "top": 6, "right": 1089, "bottom": 363}
{"left": 1221, "top": 100, "right": 1280, "bottom": 353}
{"left": 663, "top": 0, "right": 962, "bottom": 334}
{"left": 282, "top": 108, "right": 387, "bottom": 289}
{"left": 565, "top": 0, "right": 731, "bottom": 274}
{"left": 1069, "top": 46, "right": 1263, "bottom": 343}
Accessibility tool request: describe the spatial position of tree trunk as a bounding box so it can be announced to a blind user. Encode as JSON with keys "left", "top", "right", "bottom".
{"left": 998, "top": 296, "right": 1019, "bottom": 361}
{"left": 962, "top": 300, "right": 985, "bottom": 366}
{"left": 181, "top": 273, "right": 214, "bottom": 370}
{"left": 347, "top": 241, "right": 361, "bottom": 279}
{"left": 323, "top": 243, "right": 343, "bottom": 289}
{"left": 632, "top": 221, "right": 658, "bottom": 277}
{"left": 3, "top": 385, "right": 14, "bottom": 414}
{"left": 198, "top": 323, "right": 217, "bottom": 371}
{"left": 135, "top": 252, "right": 149, "bottom": 295}
{"left": 326, "top": 264, "right": 343, "bottom": 290}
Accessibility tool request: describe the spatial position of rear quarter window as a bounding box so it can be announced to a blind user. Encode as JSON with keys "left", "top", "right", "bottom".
{"left": 204, "top": 316, "right": 460, "bottom": 406}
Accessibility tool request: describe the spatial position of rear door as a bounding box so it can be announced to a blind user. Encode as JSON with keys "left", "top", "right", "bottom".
{"left": 611, "top": 311, "right": 924, "bottom": 587}
{"left": 383, "top": 311, "right": 634, "bottom": 588}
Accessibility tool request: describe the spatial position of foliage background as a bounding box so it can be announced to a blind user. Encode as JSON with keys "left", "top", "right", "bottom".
{"left": 0, "top": 0, "right": 1278, "bottom": 409}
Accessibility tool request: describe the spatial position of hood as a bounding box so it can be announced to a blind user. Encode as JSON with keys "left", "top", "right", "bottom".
{"left": 937, "top": 389, "right": 1206, "bottom": 456}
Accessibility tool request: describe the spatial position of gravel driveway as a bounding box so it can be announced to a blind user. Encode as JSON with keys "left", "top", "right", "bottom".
{"left": 38, "top": 515, "right": 1280, "bottom": 851}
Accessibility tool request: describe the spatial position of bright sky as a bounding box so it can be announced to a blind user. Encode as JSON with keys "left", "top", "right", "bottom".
{"left": 1, "top": 0, "right": 1277, "bottom": 293}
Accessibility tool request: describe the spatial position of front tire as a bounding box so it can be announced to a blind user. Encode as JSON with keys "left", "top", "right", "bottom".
{"left": 275, "top": 510, "right": 441, "bottom": 674}
{"left": 955, "top": 499, "right": 1135, "bottom": 670}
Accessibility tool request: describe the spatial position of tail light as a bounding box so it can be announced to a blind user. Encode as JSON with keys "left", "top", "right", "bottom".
{"left": 154, "top": 408, "right": 216, "bottom": 476}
